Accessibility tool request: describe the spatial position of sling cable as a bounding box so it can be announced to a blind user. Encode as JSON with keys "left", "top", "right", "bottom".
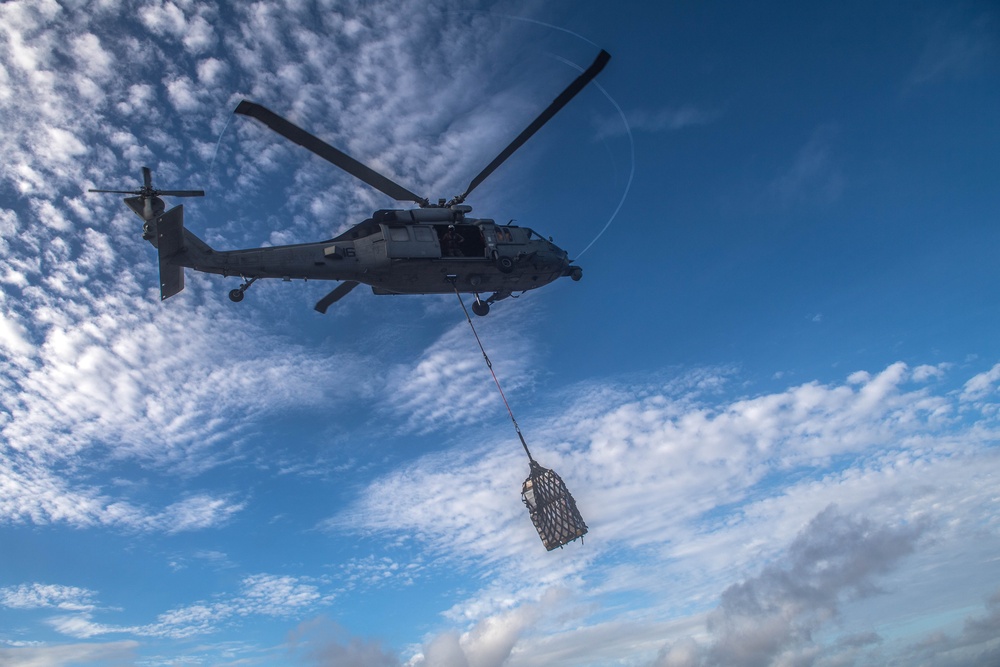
{"left": 452, "top": 284, "right": 587, "bottom": 550}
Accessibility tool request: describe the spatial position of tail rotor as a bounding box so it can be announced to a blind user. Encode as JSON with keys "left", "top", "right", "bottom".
{"left": 89, "top": 166, "right": 204, "bottom": 220}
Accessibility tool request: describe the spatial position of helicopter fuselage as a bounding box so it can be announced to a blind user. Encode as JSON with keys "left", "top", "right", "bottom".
{"left": 148, "top": 203, "right": 582, "bottom": 310}
{"left": 99, "top": 48, "right": 609, "bottom": 314}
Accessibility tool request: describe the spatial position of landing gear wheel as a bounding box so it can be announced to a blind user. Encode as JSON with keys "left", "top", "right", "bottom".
{"left": 229, "top": 276, "right": 257, "bottom": 303}
{"left": 472, "top": 300, "right": 490, "bottom": 317}
{"left": 496, "top": 256, "right": 514, "bottom": 274}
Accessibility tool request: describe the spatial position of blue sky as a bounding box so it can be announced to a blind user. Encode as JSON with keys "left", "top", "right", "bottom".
{"left": 1, "top": 0, "right": 999, "bottom": 665}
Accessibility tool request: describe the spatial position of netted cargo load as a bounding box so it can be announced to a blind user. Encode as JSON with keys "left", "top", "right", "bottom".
{"left": 522, "top": 460, "right": 588, "bottom": 550}
{"left": 454, "top": 285, "right": 589, "bottom": 551}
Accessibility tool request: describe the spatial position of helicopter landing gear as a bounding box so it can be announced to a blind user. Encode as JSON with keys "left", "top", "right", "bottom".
{"left": 229, "top": 276, "right": 257, "bottom": 303}
{"left": 472, "top": 297, "right": 490, "bottom": 317}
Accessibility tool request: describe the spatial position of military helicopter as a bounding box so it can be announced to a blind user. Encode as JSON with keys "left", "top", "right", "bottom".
{"left": 90, "top": 50, "right": 610, "bottom": 316}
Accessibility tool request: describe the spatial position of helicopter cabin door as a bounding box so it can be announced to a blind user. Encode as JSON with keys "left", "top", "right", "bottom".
{"left": 381, "top": 224, "right": 441, "bottom": 259}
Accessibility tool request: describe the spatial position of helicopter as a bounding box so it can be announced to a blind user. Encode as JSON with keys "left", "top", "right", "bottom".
{"left": 90, "top": 49, "right": 610, "bottom": 316}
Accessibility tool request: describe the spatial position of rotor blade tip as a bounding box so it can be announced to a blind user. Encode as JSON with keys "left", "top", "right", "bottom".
{"left": 234, "top": 100, "right": 256, "bottom": 115}
{"left": 592, "top": 50, "right": 611, "bottom": 73}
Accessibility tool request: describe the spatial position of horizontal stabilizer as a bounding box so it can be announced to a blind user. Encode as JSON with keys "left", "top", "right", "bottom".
{"left": 157, "top": 206, "right": 186, "bottom": 300}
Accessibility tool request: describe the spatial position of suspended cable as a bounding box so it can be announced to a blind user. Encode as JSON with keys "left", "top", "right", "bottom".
{"left": 452, "top": 286, "right": 534, "bottom": 463}
{"left": 452, "top": 284, "right": 588, "bottom": 550}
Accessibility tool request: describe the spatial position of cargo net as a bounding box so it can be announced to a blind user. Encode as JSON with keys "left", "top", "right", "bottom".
{"left": 452, "top": 285, "right": 589, "bottom": 551}
{"left": 522, "top": 460, "right": 588, "bottom": 550}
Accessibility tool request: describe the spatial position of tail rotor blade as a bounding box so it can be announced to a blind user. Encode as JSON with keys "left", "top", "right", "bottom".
{"left": 454, "top": 49, "right": 611, "bottom": 204}
{"left": 235, "top": 101, "right": 428, "bottom": 206}
{"left": 158, "top": 190, "right": 205, "bottom": 197}
{"left": 88, "top": 168, "right": 204, "bottom": 199}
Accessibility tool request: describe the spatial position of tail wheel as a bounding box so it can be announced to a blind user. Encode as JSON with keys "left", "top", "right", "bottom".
{"left": 229, "top": 289, "right": 245, "bottom": 302}
{"left": 472, "top": 300, "right": 490, "bottom": 316}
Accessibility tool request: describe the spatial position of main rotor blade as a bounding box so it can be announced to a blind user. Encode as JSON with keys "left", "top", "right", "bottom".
{"left": 455, "top": 49, "right": 611, "bottom": 203}
{"left": 314, "top": 280, "right": 360, "bottom": 314}
{"left": 142, "top": 166, "right": 152, "bottom": 189}
{"left": 235, "top": 101, "right": 427, "bottom": 206}
{"left": 89, "top": 188, "right": 138, "bottom": 194}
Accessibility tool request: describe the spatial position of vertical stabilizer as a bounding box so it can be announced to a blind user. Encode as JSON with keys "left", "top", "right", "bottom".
{"left": 156, "top": 205, "right": 186, "bottom": 300}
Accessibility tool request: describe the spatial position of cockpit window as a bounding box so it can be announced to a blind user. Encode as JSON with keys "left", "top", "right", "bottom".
{"left": 497, "top": 227, "right": 531, "bottom": 244}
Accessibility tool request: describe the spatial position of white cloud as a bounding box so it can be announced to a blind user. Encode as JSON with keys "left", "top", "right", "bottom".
{"left": 595, "top": 105, "right": 719, "bottom": 139}
{"left": 912, "top": 362, "right": 950, "bottom": 382}
{"left": 165, "top": 75, "right": 202, "bottom": 113}
{"left": 154, "top": 494, "right": 246, "bottom": 533}
{"left": 434, "top": 590, "right": 560, "bottom": 667}
{"left": 908, "top": 8, "right": 997, "bottom": 86}
{"left": 654, "top": 506, "right": 926, "bottom": 667}
{"left": 889, "top": 589, "right": 1000, "bottom": 666}
{"left": 961, "top": 362, "right": 1000, "bottom": 401}
{"left": 240, "top": 574, "right": 326, "bottom": 615}
{"left": 196, "top": 56, "right": 227, "bottom": 85}
{"left": 770, "top": 124, "right": 844, "bottom": 206}
{"left": 0, "top": 583, "right": 97, "bottom": 612}
{"left": 0, "top": 0, "right": 565, "bottom": 556}
{"left": 0, "top": 640, "right": 139, "bottom": 666}
{"left": 0, "top": 289, "right": 377, "bottom": 529}
{"left": 344, "top": 364, "right": 965, "bottom": 562}
{"left": 0, "top": 2, "right": 530, "bottom": 531}
{"left": 338, "top": 555, "right": 425, "bottom": 590}
{"left": 0, "top": 0, "right": 61, "bottom": 74}
{"left": 183, "top": 13, "right": 216, "bottom": 54}
{"left": 40, "top": 572, "right": 335, "bottom": 642}
{"left": 134, "top": 573, "right": 332, "bottom": 639}
{"left": 381, "top": 310, "right": 541, "bottom": 433}
{"left": 70, "top": 33, "right": 113, "bottom": 80}
{"left": 326, "top": 362, "right": 1000, "bottom": 665}
{"left": 286, "top": 617, "right": 400, "bottom": 667}
{"left": 1, "top": 3, "right": 995, "bottom": 665}
{"left": 47, "top": 613, "right": 123, "bottom": 640}
{"left": 0, "top": 310, "right": 33, "bottom": 356}
{"left": 0, "top": 455, "right": 245, "bottom": 533}
{"left": 138, "top": 1, "right": 187, "bottom": 40}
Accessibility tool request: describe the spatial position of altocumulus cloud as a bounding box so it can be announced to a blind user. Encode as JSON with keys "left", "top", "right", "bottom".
{"left": 0, "top": 641, "right": 139, "bottom": 667}
{"left": 0, "top": 583, "right": 97, "bottom": 612}
{"left": 0, "top": 298, "right": 366, "bottom": 531}
{"left": 327, "top": 361, "right": 1000, "bottom": 666}
{"left": 0, "top": 0, "right": 597, "bottom": 537}
{"left": 27, "top": 572, "right": 334, "bottom": 642}
{"left": 1, "top": 2, "right": 998, "bottom": 665}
